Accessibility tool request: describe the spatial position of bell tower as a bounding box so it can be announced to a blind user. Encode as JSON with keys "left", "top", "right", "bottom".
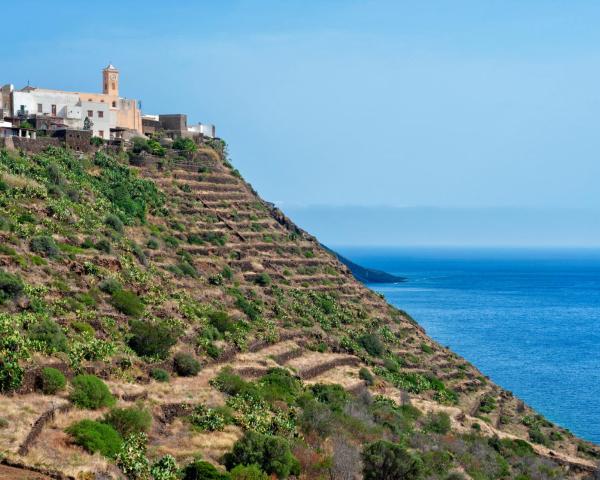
{"left": 102, "top": 64, "right": 119, "bottom": 96}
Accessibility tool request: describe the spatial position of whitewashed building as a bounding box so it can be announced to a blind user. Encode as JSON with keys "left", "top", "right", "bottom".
{"left": 188, "top": 122, "right": 216, "bottom": 138}
{"left": 1, "top": 65, "right": 142, "bottom": 139}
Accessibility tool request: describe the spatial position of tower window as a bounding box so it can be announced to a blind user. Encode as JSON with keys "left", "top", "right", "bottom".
{"left": 112, "top": 101, "right": 117, "bottom": 108}
{"left": 111, "top": 82, "right": 116, "bottom": 90}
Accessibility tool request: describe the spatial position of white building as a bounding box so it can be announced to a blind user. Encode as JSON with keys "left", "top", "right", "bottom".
{"left": 1, "top": 64, "right": 142, "bottom": 139}
{"left": 188, "top": 122, "right": 216, "bottom": 138}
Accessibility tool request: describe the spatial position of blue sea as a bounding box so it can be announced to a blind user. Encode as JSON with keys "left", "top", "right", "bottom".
{"left": 336, "top": 247, "right": 600, "bottom": 444}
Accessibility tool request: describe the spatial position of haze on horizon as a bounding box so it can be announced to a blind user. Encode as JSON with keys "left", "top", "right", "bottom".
{"left": 4, "top": 0, "right": 600, "bottom": 246}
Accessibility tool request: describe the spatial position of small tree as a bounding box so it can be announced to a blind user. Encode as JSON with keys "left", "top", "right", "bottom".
{"left": 223, "top": 431, "right": 300, "bottom": 479}
{"left": 128, "top": 319, "right": 179, "bottom": 359}
{"left": 362, "top": 440, "right": 423, "bottom": 480}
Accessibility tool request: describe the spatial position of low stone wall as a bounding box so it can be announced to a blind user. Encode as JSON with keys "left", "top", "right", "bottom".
{"left": 11, "top": 137, "right": 61, "bottom": 153}
{"left": 17, "top": 403, "right": 72, "bottom": 456}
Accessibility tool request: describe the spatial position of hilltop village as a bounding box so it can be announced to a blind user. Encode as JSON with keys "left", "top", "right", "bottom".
{"left": 0, "top": 64, "right": 215, "bottom": 150}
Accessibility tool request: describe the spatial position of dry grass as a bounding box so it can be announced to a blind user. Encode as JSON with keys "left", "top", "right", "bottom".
{"left": 0, "top": 394, "right": 61, "bottom": 454}
{"left": 150, "top": 419, "right": 242, "bottom": 465}
{"left": 1, "top": 172, "right": 43, "bottom": 191}
{"left": 305, "top": 364, "right": 363, "bottom": 390}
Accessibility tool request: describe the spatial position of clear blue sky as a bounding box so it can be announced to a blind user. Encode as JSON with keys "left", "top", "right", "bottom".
{"left": 4, "top": 1, "right": 600, "bottom": 244}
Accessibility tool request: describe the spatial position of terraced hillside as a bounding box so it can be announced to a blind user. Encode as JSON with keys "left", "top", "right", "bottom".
{"left": 0, "top": 141, "right": 598, "bottom": 480}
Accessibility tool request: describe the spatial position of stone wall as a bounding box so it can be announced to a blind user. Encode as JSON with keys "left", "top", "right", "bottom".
{"left": 11, "top": 136, "right": 61, "bottom": 153}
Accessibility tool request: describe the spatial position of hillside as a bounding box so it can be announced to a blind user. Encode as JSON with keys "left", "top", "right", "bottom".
{"left": 0, "top": 140, "right": 598, "bottom": 480}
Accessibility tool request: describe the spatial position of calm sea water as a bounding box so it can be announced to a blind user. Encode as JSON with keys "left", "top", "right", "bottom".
{"left": 336, "top": 247, "right": 600, "bottom": 443}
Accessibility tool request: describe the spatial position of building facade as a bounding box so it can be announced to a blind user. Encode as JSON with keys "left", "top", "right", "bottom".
{"left": 1, "top": 65, "right": 142, "bottom": 139}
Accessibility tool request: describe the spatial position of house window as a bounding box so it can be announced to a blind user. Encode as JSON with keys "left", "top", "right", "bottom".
{"left": 99, "top": 130, "right": 104, "bottom": 138}
{"left": 51, "top": 104, "right": 57, "bottom": 116}
{"left": 88, "top": 110, "right": 93, "bottom": 117}
{"left": 37, "top": 103, "right": 42, "bottom": 113}
{"left": 98, "top": 111, "right": 104, "bottom": 118}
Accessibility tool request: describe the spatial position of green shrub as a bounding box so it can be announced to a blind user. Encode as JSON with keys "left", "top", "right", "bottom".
{"left": 358, "top": 334, "right": 385, "bottom": 357}
{"left": 103, "top": 406, "right": 152, "bottom": 437}
{"left": 383, "top": 358, "right": 400, "bottom": 373}
{"left": 164, "top": 236, "right": 179, "bottom": 248}
{"left": 258, "top": 368, "right": 302, "bottom": 404}
{"left": 70, "top": 374, "right": 115, "bottom": 409}
{"left": 0, "top": 417, "right": 8, "bottom": 429}
{"left": 479, "top": 395, "right": 497, "bottom": 414}
{"left": 359, "top": 367, "right": 375, "bottom": 386}
{"left": 99, "top": 277, "right": 122, "bottom": 294}
{"left": 528, "top": 426, "right": 550, "bottom": 446}
{"left": 131, "top": 242, "right": 147, "bottom": 266}
{"left": 173, "top": 137, "right": 198, "bottom": 152}
{"left": 222, "top": 266, "right": 233, "bottom": 280}
{"left": 147, "top": 139, "right": 166, "bottom": 157}
{"left": 111, "top": 290, "right": 144, "bottom": 316}
{"left": 128, "top": 319, "right": 179, "bottom": 359}
{"left": 105, "top": 214, "right": 124, "bottom": 233}
{"left": 311, "top": 383, "right": 348, "bottom": 412}
{"left": 362, "top": 440, "right": 423, "bottom": 480}
{"left": 150, "top": 368, "right": 170, "bottom": 383}
{"left": 71, "top": 320, "right": 96, "bottom": 337}
{"left": 183, "top": 460, "right": 229, "bottom": 480}
{"left": 91, "top": 136, "right": 104, "bottom": 146}
{"left": 424, "top": 411, "right": 451, "bottom": 434}
{"left": 211, "top": 367, "right": 258, "bottom": 397}
{"left": 230, "top": 464, "right": 268, "bottom": 480}
{"left": 0, "top": 269, "right": 24, "bottom": 302}
{"left": 95, "top": 238, "right": 112, "bottom": 254}
{"left": 254, "top": 273, "right": 271, "bottom": 287}
{"left": 39, "top": 367, "right": 66, "bottom": 394}
{"left": 174, "top": 352, "right": 201, "bottom": 376}
{"left": 66, "top": 419, "right": 122, "bottom": 458}
{"left": 30, "top": 235, "right": 60, "bottom": 257}
{"left": 178, "top": 261, "right": 198, "bottom": 278}
{"left": 208, "top": 310, "right": 235, "bottom": 334}
{"left": 222, "top": 431, "right": 300, "bottom": 479}
{"left": 421, "top": 343, "right": 434, "bottom": 354}
{"left": 204, "top": 341, "right": 222, "bottom": 359}
{"left": 29, "top": 319, "right": 68, "bottom": 353}
{"left": 298, "top": 397, "right": 333, "bottom": 437}
{"left": 147, "top": 237, "right": 160, "bottom": 249}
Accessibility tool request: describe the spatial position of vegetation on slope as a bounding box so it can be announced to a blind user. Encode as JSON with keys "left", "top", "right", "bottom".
{"left": 0, "top": 142, "right": 597, "bottom": 479}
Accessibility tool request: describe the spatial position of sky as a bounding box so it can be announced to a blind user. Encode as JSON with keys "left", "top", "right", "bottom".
{"left": 3, "top": 1, "right": 600, "bottom": 246}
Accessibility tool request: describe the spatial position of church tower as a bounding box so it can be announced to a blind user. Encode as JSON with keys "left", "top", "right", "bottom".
{"left": 102, "top": 64, "right": 119, "bottom": 96}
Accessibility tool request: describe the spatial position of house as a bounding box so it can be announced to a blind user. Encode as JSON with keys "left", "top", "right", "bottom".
{"left": 188, "top": 122, "right": 216, "bottom": 138}
{"left": 1, "top": 65, "right": 142, "bottom": 139}
{"left": 141, "top": 113, "right": 217, "bottom": 139}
